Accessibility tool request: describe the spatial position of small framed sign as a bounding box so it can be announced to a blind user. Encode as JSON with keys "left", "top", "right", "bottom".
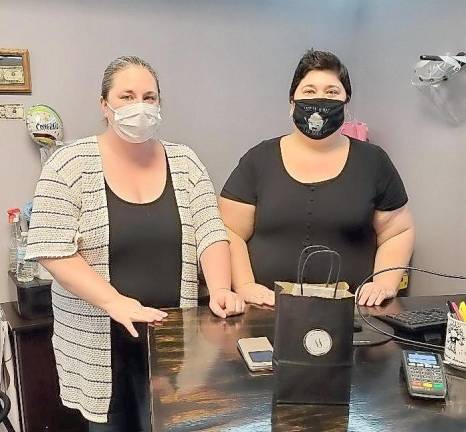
{"left": 0, "top": 48, "right": 32, "bottom": 94}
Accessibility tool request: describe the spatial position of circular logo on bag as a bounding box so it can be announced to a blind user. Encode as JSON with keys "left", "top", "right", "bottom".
{"left": 303, "top": 329, "right": 333, "bottom": 356}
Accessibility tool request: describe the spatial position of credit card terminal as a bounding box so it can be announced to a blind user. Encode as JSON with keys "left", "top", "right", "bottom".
{"left": 401, "top": 350, "right": 447, "bottom": 399}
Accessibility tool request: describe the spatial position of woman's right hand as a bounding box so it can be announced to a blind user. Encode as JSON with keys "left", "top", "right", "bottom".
{"left": 102, "top": 294, "right": 168, "bottom": 337}
{"left": 235, "top": 282, "right": 275, "bottom": 307}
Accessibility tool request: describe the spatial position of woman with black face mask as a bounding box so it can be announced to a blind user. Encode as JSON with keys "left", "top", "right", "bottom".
{"left": 219, "top": 49, "right": 415, "bottom": 308}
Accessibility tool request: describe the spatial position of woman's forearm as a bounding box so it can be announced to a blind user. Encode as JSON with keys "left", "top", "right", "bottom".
{"left": 39, "top": 254, "right": 121, "bottom": 310}
{"left": 222, "top": 227, "right": 275, "bottom": 306}
{"left": 200, "top": 240, "right": 232, "bottom": 293}
{"left": 373, "top": 227, "right": 415, "bottom": 292}
{"left": 226, "top": 228, "right": 256, "bottom": 291}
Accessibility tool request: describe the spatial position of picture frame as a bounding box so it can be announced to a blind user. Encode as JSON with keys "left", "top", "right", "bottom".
{"left": 0, "top": 48, "right": 31, "bottom": 94}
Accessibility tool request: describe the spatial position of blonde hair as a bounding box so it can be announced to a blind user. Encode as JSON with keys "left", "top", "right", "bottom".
{"left": 101, "top": 56, "right": 160, "bottom": 100}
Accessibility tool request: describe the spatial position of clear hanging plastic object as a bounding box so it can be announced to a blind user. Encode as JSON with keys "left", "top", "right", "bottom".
{"left": 412, "top": 52, "right": 466, "bottom": 125}
{"left": 412, "top": 53, "right": 466, "bottom": 87}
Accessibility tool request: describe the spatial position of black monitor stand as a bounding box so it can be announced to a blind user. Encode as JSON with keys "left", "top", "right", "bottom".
{"left": 353, "top": 315, "right": 394, "bottom": 346}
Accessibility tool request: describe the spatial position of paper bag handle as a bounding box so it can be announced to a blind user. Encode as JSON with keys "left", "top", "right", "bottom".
{"left": 297, "top": 245, "right": 330, "bottom": 283}
{"left": 299, "top": 249, "right": 341, "bottom": 299}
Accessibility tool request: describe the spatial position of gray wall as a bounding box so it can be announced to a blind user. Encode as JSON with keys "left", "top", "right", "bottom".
{"left": 344, "top": 1, "right": 466, "bottom": 295}
{"left": 0, "top": 0, "right": 465, "bottom": 302}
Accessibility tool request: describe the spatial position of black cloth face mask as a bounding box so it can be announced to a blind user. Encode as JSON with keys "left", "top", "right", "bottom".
{"left": 292, "top": 98, "right": 345, "bottom": 140}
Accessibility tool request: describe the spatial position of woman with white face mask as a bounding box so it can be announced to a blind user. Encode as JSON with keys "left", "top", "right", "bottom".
{"left": 25, "top": 56, "right": 245, "bottom": 431}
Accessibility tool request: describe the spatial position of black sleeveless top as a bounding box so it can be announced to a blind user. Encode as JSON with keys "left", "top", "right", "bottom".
{"left": 221, "top": 137, "right": 408, "bottom": 291}
{"left": 106, "top": 168, "right": 182, "bottom": 308}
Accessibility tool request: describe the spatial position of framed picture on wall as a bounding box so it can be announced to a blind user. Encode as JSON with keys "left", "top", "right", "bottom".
{"left": 0, "top": 48, "right": 31, "bottom": 94}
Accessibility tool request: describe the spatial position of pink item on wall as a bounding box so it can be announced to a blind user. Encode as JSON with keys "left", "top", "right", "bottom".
{"left": 341, "top": 121, "right": 369, "bottom": 141}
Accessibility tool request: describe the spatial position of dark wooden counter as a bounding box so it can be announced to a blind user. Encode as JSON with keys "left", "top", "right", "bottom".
{"left": 150, "top": 295, "right": 466, "bottom": 432}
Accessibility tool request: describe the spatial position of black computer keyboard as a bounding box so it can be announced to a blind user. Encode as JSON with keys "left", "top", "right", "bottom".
{"left": 377, "top": 308, "right": 448, "bottom": 333}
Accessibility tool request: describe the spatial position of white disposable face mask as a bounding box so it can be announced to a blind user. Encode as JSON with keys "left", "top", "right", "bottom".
{"left": 107, "top": 102, "right": 162, "bottom": 143}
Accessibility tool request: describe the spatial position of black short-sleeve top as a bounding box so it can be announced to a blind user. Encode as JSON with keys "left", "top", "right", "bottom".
{"left": 221, "top": 136, "right": 408, "bottom": 291}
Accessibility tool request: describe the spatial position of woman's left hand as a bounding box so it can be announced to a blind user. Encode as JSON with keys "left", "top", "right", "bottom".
{"left": 209, "top": 288, "right": 246, "bottom": 318}
{"left": 357, "top": 282, "right": 397, "bottom": 306}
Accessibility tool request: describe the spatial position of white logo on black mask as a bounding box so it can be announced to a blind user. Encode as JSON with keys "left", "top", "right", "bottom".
{"left": 307, "top": 112, "right": 326, "bottom": 133}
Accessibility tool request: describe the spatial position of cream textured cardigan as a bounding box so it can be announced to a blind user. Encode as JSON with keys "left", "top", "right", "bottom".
{"left": 25, "top": 136, "right": 228, "bottom": 422}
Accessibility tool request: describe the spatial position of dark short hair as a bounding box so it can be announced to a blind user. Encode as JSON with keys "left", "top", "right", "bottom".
{"left": 289, "top": 49, "right": 352, "bottom": 102}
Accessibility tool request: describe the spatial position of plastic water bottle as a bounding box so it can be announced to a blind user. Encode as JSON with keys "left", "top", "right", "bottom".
{"left": 7, "top": 208, "right": 21, "bottom": 274}
{"left": 32, "top": 260, "right": 40, "bottom": 278}
{"left": 8, "top": 224, "right": 18, "bottom": 273}
{"left": 17, "top": 232, "right": 34, "bottom": 282}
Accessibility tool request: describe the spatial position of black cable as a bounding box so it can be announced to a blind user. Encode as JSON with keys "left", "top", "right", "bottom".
{"left": 355, "top": 266, "right": 466, "bottom": 351}
{"left": 0, "top": 391, "right": 11, "bottom": 425}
